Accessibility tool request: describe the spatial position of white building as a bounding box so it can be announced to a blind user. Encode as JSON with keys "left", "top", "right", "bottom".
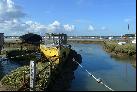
{"left": 118, "top": 42, "right": 126, "bottom": 45}
{"left": 108, "top": 36, "right": 113, "bottom": 40}
{"left": 132, "top": 33, "right": 136, "bottom": 44}
{"left": 132, "top": 39, "right": 136, "bottom": 44}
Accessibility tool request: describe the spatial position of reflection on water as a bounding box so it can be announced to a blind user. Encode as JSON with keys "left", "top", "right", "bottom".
{"left": 69, "top": 43, "right": 136, "bottom": 91}
{"left": 110, "top": 55, "right": 136, "bottom": 68}
{"left": 0, "top": 60, "right": 20, "bottom": 79}
{"left": 0, "top": 43, "right": 136, "bottom": 91}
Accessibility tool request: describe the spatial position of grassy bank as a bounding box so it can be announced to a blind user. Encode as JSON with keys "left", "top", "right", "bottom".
{"left": 6, "top": 50, "right": 37, "bottom": 65}
{"left": 103, "top": 41, "right": 136, "bottom": 59}
{"left": 0, "top": 62, "right": 50, "bottom": 91}
{"left": 0, "top": 49, "right": 82, "bottom": 91}
{"left": 1, "top": 42, "right": 39, "bottom": 55}
{"left": 68, "top": 40, "right": 104, "bottom": 44}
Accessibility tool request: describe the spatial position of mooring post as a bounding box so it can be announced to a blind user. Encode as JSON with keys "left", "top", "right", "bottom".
{"left": 30, "top": 60, "right": 36, "bottom": 91}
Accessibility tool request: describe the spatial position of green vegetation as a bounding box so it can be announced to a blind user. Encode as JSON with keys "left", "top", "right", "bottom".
{"left": 20, "top": 33, "right": 42, "bottom": 45}
{"left": 6, "top": 50, "right": 37, "bottom": 65}
{"left": 103, "top": 41, "right": 136, "bottom": 57}
{"left": 0, "top": 62, "right": 50, "bottom": 91}
{"left": 68, "top": 40, "right": 104, "bottom": 44}
{"left": 0, "top": 49, "right": 82, "bottom": 91}
{"left": 1, "top": 66, "right": 30, "bottom": 90}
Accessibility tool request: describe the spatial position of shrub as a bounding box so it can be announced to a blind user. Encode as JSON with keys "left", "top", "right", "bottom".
{"left": 104, "top": 41, "right": 117, "bottom": 52}
{"left": 123, "top": 44, "right": 136, "bottom": 56}
{"left": 104, "top": 41, "right": 136, "bottom": 56}
{"left": 114, "top": 45, "right": 124, "bottom": 53}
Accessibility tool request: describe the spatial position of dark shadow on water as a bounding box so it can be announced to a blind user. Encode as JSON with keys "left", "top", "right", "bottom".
{"left": 0, "top": 60, "right": 21, "bottom": 80}
{"left": 0, "top": 64, "right": 4, "bottom": 80}
{"left": 66, "top": 43, "right": 136, "bottom": 91}
{"left": 46, "top": 49, "right": 82, "bottom": 91}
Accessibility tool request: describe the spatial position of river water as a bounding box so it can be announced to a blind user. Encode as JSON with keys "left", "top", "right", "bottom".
{"left": 0, "top": 43, "right": 136, "bottom": 91}
{"left": 69, "top": 43, "right": 136, "bottom": 91}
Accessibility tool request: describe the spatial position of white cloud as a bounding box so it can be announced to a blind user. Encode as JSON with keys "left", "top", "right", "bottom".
{"left": 25, "top": 20, "right": 75, "bottom": 35}
{"left": 0, "top": 0, "right": 25, "bottom": 21}
{"left": 47, "top": 21, "right": 75, "bottom": 33}
{"left": 47, "top": 21, "right": 61, "bottom": 32}
{"left": 64, "top": 24, "right": 75, "bottom": 31}
{"left": 0, "top": 19, "right": 75, "bottom": 35}
{"left": 0, "top": 19, "right": 28, "bottom": 35}
{"left": 88, "top": 25, "right": 94, "bottom": 31}
{"left": 25, "top": 21, "right": 48, "bottom": 33}
{"left": 0, "top": 0, "right": 26, "bottom": 35}
{"left": 0, "top": 0, "right": 75, "bottom": 36}
{"left": 50, "top": 21, "right": 60, "bottom": 27}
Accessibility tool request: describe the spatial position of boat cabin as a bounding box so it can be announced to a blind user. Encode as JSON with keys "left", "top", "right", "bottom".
{"left": 44, "top": 33, "right": 67, "bottom": 46}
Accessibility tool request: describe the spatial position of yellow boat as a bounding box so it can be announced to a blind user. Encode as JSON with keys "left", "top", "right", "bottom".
{"left": 40, "top": 33, "right": 71, "bottom": 64}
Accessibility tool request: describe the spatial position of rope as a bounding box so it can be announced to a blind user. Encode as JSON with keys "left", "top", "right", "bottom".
{"left": 0, "top": 51, "right": 114, "bottom": 91}
{"left": 72, "top": 58, "right": 114, "bottom": 91}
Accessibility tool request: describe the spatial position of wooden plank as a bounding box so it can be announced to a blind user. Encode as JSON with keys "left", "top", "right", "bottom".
{"left": 30, "top": 60, "right": 36, "bottom": 91}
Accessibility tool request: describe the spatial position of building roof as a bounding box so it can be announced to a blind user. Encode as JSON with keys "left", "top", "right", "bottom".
{"left": 123, "top": 34, "right": 135, "bottom": 37}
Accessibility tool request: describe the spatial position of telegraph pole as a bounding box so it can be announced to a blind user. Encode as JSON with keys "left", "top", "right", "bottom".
{"left": 128, "top": 24, "right": 130, "bottom": 34}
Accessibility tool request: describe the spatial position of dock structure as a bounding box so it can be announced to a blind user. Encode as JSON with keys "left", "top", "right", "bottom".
{"left": 0, "top": 33, "right": 4, "bottom": 54}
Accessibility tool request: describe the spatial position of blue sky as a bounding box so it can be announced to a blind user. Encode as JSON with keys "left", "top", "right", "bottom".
{"left": 0, "top": 0, "right": 136, "bottom": 36}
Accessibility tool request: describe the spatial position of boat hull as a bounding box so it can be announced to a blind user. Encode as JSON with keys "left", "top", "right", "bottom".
{"left": 40, "top": 44, "right": 70, "bottom": 64}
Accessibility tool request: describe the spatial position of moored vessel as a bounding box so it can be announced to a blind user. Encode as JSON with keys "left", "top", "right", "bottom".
{"left": 40, "top": 33, "right": 71, "bottom": 64}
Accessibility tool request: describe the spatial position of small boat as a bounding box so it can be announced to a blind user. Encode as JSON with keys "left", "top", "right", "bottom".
{"left": 40, "top": 33, "right": 71, "bottom": 64}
